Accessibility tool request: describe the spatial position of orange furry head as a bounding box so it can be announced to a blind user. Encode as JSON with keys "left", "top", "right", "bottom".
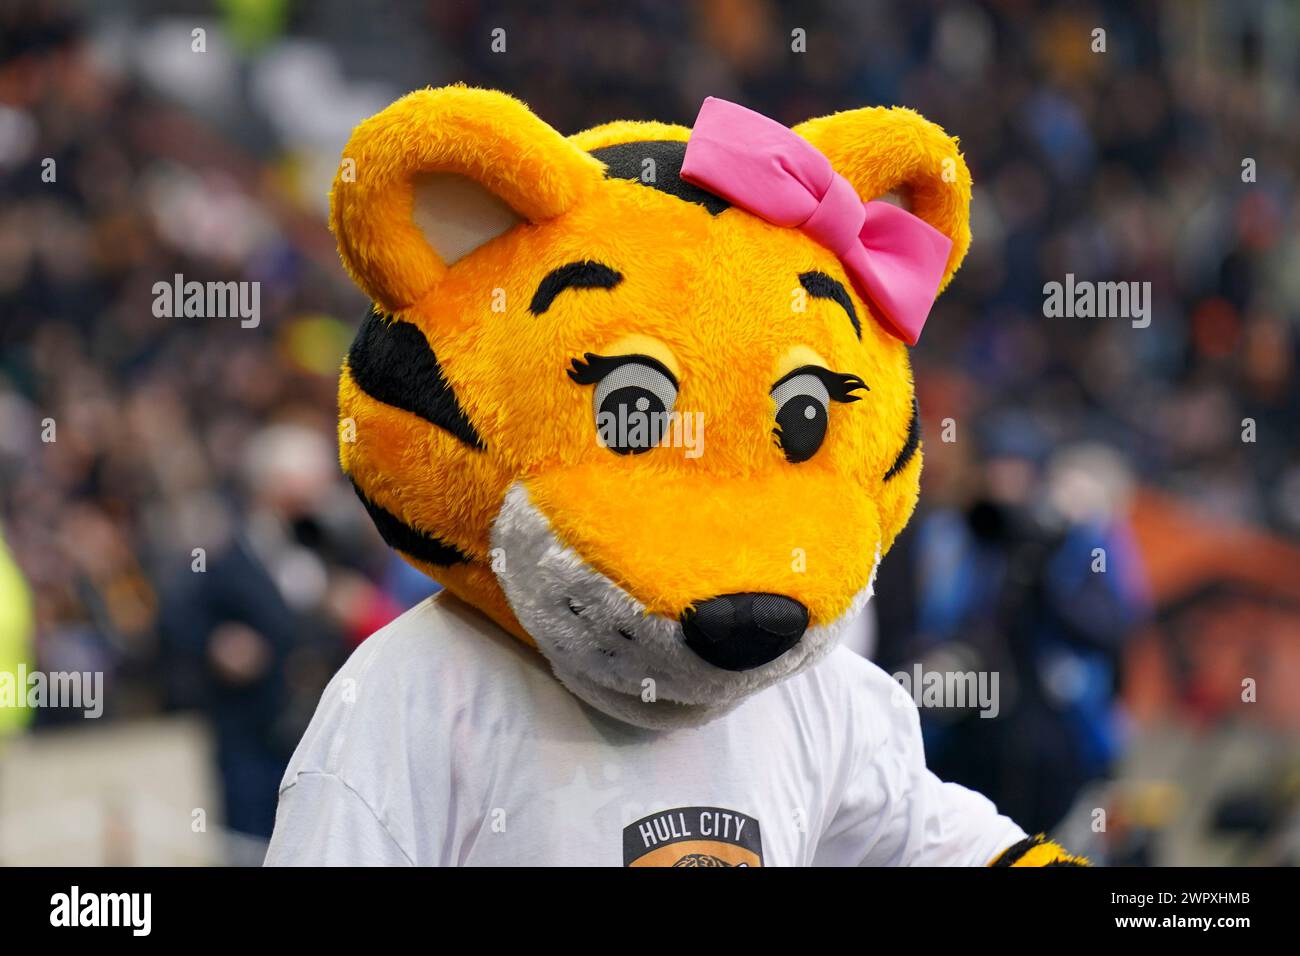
{"left": 333, "top": 85, "right": 971, "bottom": 728}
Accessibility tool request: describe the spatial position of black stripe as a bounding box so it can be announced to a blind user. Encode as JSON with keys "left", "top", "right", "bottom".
{"left": 990, "top": 834, "right": 1045, "bottom": 867}
{"left": 348, "top": 477, "right": 472, "bottom": 567}
{"left": 799, "top": 271, "right": 861, "bottom": 339}
{"left": 346, "top": 308, "right": 484, "bottom": 449}
{"left": 530, "top": 261, "right": 622, "bottom": 315}
{"left": 883, "top": 395, "right": 921, "bottom": 482}
{"left": 588, "top": 140, "right": 731, "bottom": 216}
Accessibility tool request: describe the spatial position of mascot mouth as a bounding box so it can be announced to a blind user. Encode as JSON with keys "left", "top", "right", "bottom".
{"left": 490, "top": 481, "right": 878, "bottom": 730}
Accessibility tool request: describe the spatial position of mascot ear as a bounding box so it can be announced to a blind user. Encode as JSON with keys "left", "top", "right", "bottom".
{"left": 330, "top": 85, "right": 606, "bottom": 312}
{"left": 793, "top": 106, "right": 973, "bottom": 295}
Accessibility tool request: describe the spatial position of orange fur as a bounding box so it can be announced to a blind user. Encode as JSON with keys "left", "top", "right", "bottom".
{"left": 991, "top": 836, "right": 1091, "bottom": 867}
{"left": 332, "top": 86, "right": 970, "bottom": 640}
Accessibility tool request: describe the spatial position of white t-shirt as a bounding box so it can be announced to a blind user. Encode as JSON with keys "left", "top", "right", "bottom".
{"left": 264, "top": 593, "right": 1025, "bottom": 867}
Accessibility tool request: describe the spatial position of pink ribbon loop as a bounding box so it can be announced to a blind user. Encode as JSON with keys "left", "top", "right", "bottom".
{"left": 680, "top": 96, "right": 953, "bottom": 345}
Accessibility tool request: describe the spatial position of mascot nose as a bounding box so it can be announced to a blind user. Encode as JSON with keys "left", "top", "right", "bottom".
{"left": 680, "top": 593, "right": 809, "bottom": 671}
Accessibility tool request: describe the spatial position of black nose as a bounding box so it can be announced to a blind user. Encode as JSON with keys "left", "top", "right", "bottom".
{"left": 680, "top": 593, "right": 809, "bottom": 671}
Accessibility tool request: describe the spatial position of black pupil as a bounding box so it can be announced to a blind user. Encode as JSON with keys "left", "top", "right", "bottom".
{"left": 599, "top": 386, "right": 667, "bottom": 455}
{"left": 775, "top": 396, "right": 826, "bottom": 463}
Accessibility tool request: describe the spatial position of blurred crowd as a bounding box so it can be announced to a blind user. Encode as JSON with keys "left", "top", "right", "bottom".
{"left": 0, "top": 0, "right": 431, "bottom": 840}
{"left": 1, "top": 0, "right": 1297, "bottom": 854}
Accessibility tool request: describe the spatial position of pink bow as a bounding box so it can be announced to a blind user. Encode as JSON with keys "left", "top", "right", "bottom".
{"left": 680, "top": 97, "right": 953, "bottom": 345}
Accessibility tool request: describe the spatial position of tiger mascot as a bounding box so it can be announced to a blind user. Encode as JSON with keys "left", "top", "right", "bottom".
{"left": 266, "top": 85, "right": 1086, "bottom": 867}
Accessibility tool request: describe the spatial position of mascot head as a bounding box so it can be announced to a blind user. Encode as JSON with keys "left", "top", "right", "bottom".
{"left": 333, "top": 86, "right": 971, "bottom": 729}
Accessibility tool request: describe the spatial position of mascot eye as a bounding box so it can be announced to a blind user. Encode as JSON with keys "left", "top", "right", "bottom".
{"left": 771, "top": 374, "right": 829, "bottom": 463}
{"left": 568, "top": 353, "right": 678, "bottom": 455}
{"left": 770, "top": 366, "right": 868, "bottom": 463}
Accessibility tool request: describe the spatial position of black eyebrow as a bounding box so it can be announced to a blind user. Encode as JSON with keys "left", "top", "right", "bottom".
{"left": 530, "top": 261, "right": 623, "bottom": 315}
{"left": 798, "top": 271, "right": 860, "bottom": 339}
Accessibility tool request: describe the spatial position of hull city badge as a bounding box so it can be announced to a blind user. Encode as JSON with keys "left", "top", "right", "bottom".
{"left": 623, "top": 806, "right": 764, "bottom": 867}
